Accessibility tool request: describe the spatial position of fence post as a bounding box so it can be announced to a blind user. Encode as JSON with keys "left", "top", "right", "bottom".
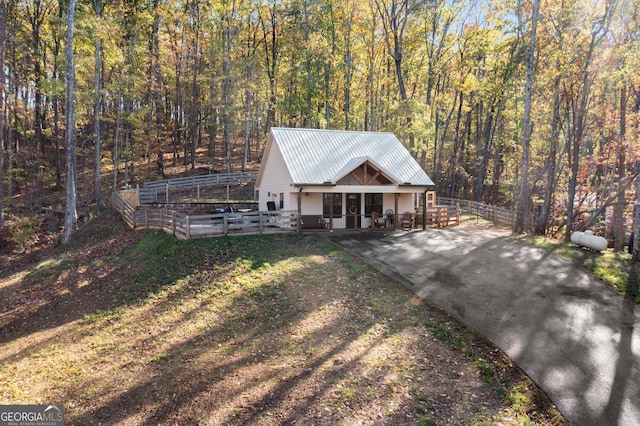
{"left": 456, "top": 203, "right": 460, "bottom": 225}
{"left": 166, "top": 183, "right": 169, "bottom": 203}
{"left": 197, "top": 184, "right": 200, "bottom": 200}
{"left": 145, "top": 209, "right": 149, "bottom": 227}
{"left": 185, "top": 216, "right": 191, "bottom": 239}
{"left": 172, "top": 211, "right": 176, "bottom": 235}
{"left": 259, "top": 212, "right": 264, "bottom": 234}
{"left": 223, "top": 215, "right": 229, "bottom": 236}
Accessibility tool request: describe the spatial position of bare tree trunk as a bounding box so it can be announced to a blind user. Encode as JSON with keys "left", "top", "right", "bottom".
{"left": 634, "top": 172, "right": 640, "bottom": 261}
{"left": 448, "top": 91, "right": 464, "bottom": 198}
{"left": 514, "top": 0, "right": 539, "bottom": 234}
{"left": 260, "top": 1, "right": 279, "bottom": 133}
{"left": 0, "top": 0, "right": 6, "bottom": 230}
{"left": 63, "top": 0, "right": 77, "bottom": 244}
{"left": 93, "top": 0, "right": 103, "bottom": 200}
{"left": 113, "top": 89, "right": 122, "bottom": 191}
{"left": 565, "top": 1, "right": 615, "bottom": 241}
{"left": 612, "top": 84, "right": 627, "bottom": 251}
{"left": 365, "top": 4, "right": 376, "bottom": 131}
{"left": 190, "top": 1, "right": 201, "bottom": 172}
{"left": 53, "top": 20, "right": 62, "bottom": 191}
{"left": 375, "top": 0, "right": 418, "bottom": 148}
{"left": 535, "top": 74, "right": 562, "bottom": 235}
{"left": 222, "top": 0, "right": 237, "bottom": 173}
{"left": 243, "top": 62, "right": 255, "bottom": 172}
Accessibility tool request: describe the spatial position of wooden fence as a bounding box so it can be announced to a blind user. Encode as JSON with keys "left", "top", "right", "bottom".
{"left": 141, "top": 171, "right": 258, "bottom": 202}
{"left": 437, "top": 197, "right": 515, "bottom": 228}
{"left": 417, "top": 205, "right": 460, "bottom": 227}
{"left": 113, "top": 190, "right": 296, "bottom": 240}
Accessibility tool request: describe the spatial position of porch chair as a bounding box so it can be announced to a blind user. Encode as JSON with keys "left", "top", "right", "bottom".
{"left": 370, "top": 211, "right": 386, "bottom": 229}
{"left": 401, "top": 212, "right": 414, "bottom": 230}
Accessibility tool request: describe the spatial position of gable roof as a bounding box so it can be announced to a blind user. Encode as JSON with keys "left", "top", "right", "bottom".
{"left": 266, "top": 128, "right": 434, "bottom": 186}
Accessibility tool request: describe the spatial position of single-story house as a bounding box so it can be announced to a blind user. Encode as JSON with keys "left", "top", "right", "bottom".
{"left": 255, "top": 127, "right": 436, "bottom": 231}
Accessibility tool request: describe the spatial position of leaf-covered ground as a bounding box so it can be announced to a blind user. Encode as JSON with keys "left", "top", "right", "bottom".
{"left": 0, "top": 211, "right": 564, "bottom": 425}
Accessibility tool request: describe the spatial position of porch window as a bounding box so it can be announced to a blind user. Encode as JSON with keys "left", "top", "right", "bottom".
{"left": 365, "top": 193, "right": 383, "bottom": 215}
{"left": 323, "top": 193, "right": 342, "bottom": 218}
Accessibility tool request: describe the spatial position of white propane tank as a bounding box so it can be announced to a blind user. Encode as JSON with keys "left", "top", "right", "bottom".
{"left": 570, "top": 230, "right": 608, "bottom": 252}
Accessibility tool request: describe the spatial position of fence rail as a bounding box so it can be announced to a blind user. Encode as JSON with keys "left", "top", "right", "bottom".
{"left": 418, "top": 205, "right": 460, "bottom": 227}
{"left": 113, "top": 190, "right": 296, "bottom": 239}
{"left": 143, "top": 171, "right": 257, "bottom": 190}
{"left": 437, "top": 197, "right": 515, "bottom": 228}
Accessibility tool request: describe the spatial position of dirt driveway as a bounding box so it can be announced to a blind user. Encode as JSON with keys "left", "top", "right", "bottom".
{"left": 328, "top": 227, "right": 640, "bottom": 426}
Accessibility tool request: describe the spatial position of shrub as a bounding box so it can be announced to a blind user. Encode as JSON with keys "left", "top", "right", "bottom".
{"left": 4, "top": 213, "right": 44, "bottom": 253}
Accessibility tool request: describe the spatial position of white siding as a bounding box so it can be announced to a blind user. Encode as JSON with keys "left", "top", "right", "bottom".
{"left": 300, "top": 193, "right": 323, "bottom": 215}
{"left": 256, "top": 140, "right": 294, "bottom": 211}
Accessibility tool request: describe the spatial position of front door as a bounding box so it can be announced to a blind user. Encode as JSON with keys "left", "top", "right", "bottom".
{"left": 346, "top": 193, "right": 361, "bottom": 229}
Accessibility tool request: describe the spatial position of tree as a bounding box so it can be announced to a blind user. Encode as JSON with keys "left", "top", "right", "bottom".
{"left": 634, "top": 174, "right": 640, "bottom": 261}
{"left": 0, "top": 0, "right": 6, "bottom": 230}
{"left": 92, "top": 0, "right": 104, "bottom": 200}
{"left": 62, "top": 0, "right": 76, "bottom": 244}
{"left": 564, "top": 1, "right": 616, "bottom": 241}
{"left": 514, "top": 0, "right": 540, "bottom": 234}
{"left": 375, "top": 0, "right": 425, "bottom": 150}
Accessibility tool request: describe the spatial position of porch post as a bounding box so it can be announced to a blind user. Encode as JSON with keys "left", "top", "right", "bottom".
{"left": 329, "top": 193, "right": 334, "bottom": 231}
{"left": 394, "top": 193, "right": 399, "bottom": 230}
{"left": 423, "top": 190, "right": 427, "bottom": 230}
{"left": 296, "top": 187, "right": 302, "bottom": 234}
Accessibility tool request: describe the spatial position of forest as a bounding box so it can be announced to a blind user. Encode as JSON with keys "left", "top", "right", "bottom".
{"left": 0, "top": 0, "right": 639, "bottom": 251}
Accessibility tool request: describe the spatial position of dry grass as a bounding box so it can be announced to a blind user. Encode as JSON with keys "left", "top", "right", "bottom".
{"left": 0, "top": 211, "right": 564, "bottom": 425}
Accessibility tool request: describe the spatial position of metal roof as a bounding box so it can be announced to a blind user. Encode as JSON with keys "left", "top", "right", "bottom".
{"left": 270, "top": 128, "right": 434, "bottom": 186}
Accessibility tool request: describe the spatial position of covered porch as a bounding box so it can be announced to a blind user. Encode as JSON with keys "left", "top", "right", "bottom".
{"left": 293, "top": 187, "right": 456, "bottom": 232}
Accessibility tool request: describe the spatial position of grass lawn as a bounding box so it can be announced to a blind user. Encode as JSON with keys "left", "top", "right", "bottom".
{"left": 520, "top": 235, "right": 640, "bottom": 304}
{"left": 0, "top": 211, "right": 563, "bottom": 425}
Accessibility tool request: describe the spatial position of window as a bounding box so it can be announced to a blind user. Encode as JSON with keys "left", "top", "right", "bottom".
{"left": 279, "top": 193, "right": 284, "bottom": 209}
{"left": 323, "top": 193, "right": 342, "bottom": 218}
{"left": 365, "top": 193, "right": 383, "bottom": 215}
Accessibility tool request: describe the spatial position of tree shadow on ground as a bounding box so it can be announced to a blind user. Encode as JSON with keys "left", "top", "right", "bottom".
{"left": 329, "top": 228, "right": 639, "bottom": 425}
{"left": 2, "top": 228, "right": 510, "bottom": 425}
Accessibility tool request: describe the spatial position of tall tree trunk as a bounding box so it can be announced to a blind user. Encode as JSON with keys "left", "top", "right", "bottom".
{"left": 0, "top": 0, "right": 6, "bottom": 230}
{"left": 634, "top": 171, "right": 640, "bottom": 261}
{"left": 92, "top": 0, "right": 103, "bottom": 200}
{"left": 190, "top": 1, "right": 201, "bottom": 172}
{"left": 63, "top": 0, "right": 77, "bottom": 244}
{"left": 365, "top": 5, "right": 376, "bottom": 131}
{"left": 376, "top": 0, "right": 417, "bottom": 148}
{"left": 535, "top": 73, "right": 562, "bottom": 236}
{"left": 342, "top": 3, "right": 353, "bottom": 130}
{"left": 565, "top": 0, "right": 615, "bottom": 241}
{"left": 260, "top": 1, "right": 279, "bottom": 132}
{"left": 514, "top": 0, "right": 539, "bottom": 234}
{"left": 302, "top": 0, "right": 312, "bottom": 127}
{"left": 27, "top": 0, "right": 48, "bottom": 157}
{"left": 612, "top": 84, "right": 627, "bottom": 251}
{"left": 222, "top": 0, "right": 237, "bottom": 173}
{"left": 7, "top": 35, "right": 16, "bottom": 198}
{"left": 243, "top": 60, "right": 255, "bottom": 171}
{"left": 113, "top": 89, "right": 122, "bottom": 191}
{"left": 474, "top": 102, "right": 496, "bottom": 202}
{"left": 448, "top": 91, "right": 464, "bottom": 198}
{"left": 53, "top": 20, "right": 62, "bottom": 191}
{"left": 173, "top": 49, "right": 182, "bottom": 166}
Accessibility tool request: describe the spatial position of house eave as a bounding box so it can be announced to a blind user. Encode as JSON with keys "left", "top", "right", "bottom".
{"left": 293, "top": 183, "right": 336, "bottom": 187}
